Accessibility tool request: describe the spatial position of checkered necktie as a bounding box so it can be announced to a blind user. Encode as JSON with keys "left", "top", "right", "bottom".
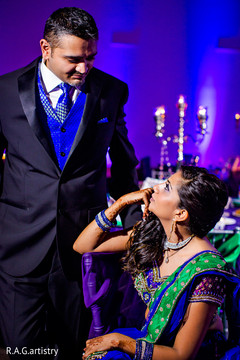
{"left": 55, "top": 83, "right": 72, "bottom": 122}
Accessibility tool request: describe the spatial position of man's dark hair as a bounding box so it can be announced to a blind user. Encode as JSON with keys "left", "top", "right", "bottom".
{"left": 44, "top": 7, "right": 98, "bottom": 48}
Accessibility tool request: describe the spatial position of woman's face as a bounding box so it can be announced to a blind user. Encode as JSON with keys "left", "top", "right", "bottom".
{"left": 149, "top": 171, "right": 183, "bottom": 221}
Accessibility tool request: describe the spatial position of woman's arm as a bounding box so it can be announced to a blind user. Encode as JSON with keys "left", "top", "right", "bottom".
{"left": 151, "top": 301, "right": 218, "bottom": 360}
{"left": 82, "top": 301, "right": 218, "bottom": 360}
{"left": 73, "top": 188, "right": 153, "bottom": 254}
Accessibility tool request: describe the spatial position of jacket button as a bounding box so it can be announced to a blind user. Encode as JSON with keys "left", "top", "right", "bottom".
{"left": 60, "top": 152, "right": 66, "bottom": 157}
{"left": 61, "top": 128, "right": 66, "bottom": 133}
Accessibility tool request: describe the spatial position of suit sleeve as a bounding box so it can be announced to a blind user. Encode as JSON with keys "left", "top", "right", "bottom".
{"left": 108, "top": 83, "right": 143, "bottom": 229}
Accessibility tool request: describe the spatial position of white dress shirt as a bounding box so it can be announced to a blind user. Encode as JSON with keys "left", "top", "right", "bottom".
{"left": 40, "top": 61, "right": 81, "bottom": 109}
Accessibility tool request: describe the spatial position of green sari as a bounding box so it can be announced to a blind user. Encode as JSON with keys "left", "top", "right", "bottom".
{"left": 88, "top": 251, "right": 240, "bottom": 359}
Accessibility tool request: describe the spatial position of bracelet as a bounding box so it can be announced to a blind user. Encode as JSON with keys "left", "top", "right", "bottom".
{"left": 134, "top": 339, "right": 154, "bottom": 360}
{"left": 86, "top": 351, "right": 108, "bottom": 359}
{"left": 95, "top": 210, "right": 116, "bottom": 232}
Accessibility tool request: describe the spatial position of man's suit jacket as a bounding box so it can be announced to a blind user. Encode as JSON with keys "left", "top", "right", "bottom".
{"left": 0, "top": 57, "right": 142, "bottom": 278}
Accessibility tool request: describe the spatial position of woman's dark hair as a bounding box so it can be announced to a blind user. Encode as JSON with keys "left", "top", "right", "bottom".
{"left": 179, "top": 166, "right": 228, "bottom": 237}
{"left": 122, "top": 212, "right": 166, "bottom": 277}
{"left": 123, "top": 165, "right": 228, "bottom": 277}
{"left": 44, "top": 7, "right": 98, "bottom": 48}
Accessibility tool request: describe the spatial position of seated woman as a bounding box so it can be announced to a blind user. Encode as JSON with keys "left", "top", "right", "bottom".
{"left": 73, "top": 166, "right": 240, "bottom": 360}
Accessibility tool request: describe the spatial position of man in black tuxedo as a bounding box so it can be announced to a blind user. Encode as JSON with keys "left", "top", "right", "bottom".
{"left": 0, "top": 7, "right": 142, "bottom": 359}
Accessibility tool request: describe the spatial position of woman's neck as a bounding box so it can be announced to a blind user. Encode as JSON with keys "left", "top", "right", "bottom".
{"left": 164, "top": 223, "right": 190, "bottom": 244}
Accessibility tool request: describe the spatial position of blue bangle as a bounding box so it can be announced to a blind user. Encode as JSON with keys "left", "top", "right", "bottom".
{"left": 134, "top": 339, "right": 142, "bottom": 359}
{"left": 101, "top": 210, "right": 116, "bottom": 227}
{"left": 95, "top": 210, "right": 116, "bottom": 232}
{"left": 95, "top": 213, "right": 109, "bottom": 231}
{"left": 134, "top": 340, "right": 153, "bottom": 360}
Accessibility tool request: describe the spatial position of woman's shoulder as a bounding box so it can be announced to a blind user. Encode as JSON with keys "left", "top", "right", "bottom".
{"left": 189, "top": 236, "right": 217, "bottom": 252}
{"left": 180, "top": 237, "right": 219, "bottom": 263}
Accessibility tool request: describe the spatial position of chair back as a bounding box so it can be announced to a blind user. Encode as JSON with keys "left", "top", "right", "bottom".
{"left": 82, "top": 252, "right": 146, "bottom": 338}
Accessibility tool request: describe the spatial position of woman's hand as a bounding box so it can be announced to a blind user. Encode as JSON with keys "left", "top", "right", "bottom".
{"left": 73, "top": 187, "right": 153, "bottom": 255}
{"left": 109, "top": 187, "right": 154, "bottom": 220}
{"left": 82, "top": 333, "right": 135, "bottom": 359}
{"left": 82, "top": 333, "right": 115, "bottom": 359}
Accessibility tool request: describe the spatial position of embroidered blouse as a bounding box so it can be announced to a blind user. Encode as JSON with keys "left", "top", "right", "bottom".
{"left": 134, "top": 262, "right": 226, "bottom": 307}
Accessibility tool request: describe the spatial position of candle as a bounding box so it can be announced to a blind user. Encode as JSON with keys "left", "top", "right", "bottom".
{"left": 154, "top": 106, "right": 166, "bottom": 138}
{"left": 197, "top": 106, "right": 208, "bottom": 135}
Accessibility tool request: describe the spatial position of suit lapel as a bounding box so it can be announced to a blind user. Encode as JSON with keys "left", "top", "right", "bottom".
{"left": 18, "top": 58, "right": 60, "bottom": 171}
{"left": 65, "top": 68, "right": 103, "bottom": 161}
{"left": 18, "top": 62, "right": 103, "bottom": 173}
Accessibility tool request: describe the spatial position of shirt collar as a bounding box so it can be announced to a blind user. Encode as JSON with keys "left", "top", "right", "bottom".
{"left": 40, "top": 60, "right": 62, "bottom": 93}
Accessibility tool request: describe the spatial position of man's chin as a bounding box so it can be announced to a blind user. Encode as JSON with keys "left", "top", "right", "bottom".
{"left": 67, "top": 78, "right": 85, "bottom": 87}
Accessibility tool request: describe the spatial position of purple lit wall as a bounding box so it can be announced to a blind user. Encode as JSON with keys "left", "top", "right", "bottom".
{"left": 0, "top": 0, "right": 239, "bottom": 169}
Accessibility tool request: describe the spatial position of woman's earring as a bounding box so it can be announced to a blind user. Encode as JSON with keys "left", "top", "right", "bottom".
{"left": 168, "top": 219, "right": 176, "bottom": 241}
